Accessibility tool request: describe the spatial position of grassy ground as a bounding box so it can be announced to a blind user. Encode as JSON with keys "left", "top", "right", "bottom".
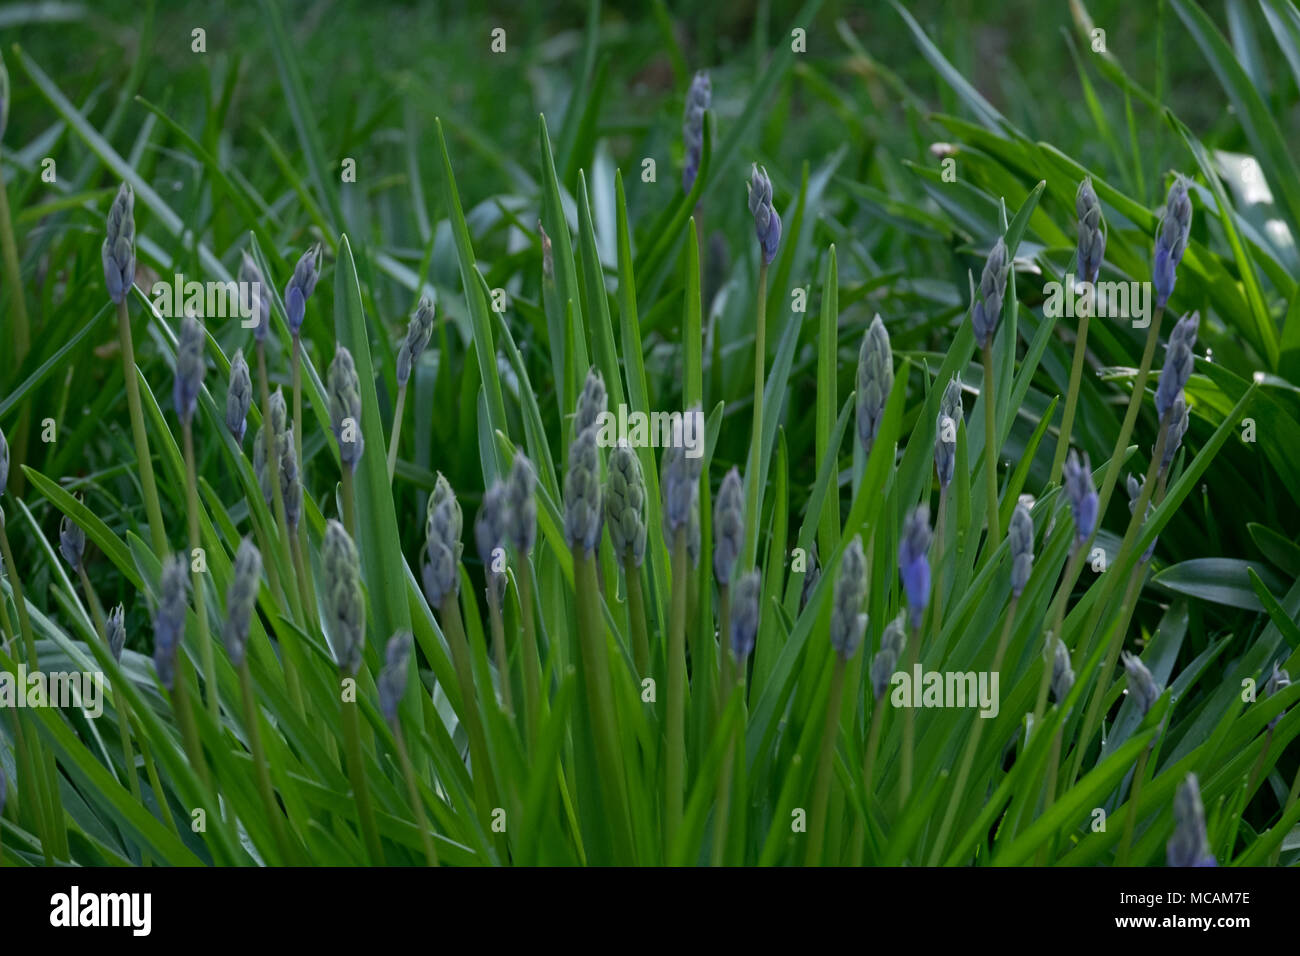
{"left": 0, "top": 0, "right": 1297, "bottom": 866}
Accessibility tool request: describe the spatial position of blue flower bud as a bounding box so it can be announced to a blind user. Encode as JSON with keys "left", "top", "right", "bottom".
{"left": 898, "top": 504, "right": 932, "bottom": 628}
{"left": 102, "top": 183, "right": 136, "bottom": 305}
{"left": 712, "top": 467, "right": 744, "bottom": 587}
{"left": 1153, "top": 176, "right": 1192, "bottom": 307}
{"left": 283, "top": 243, "right": 322, "bottom": 335}
{"left": 730, "top": 569, "right": 761, "bottom": 663}
{"left": 377, "top": 630, "right": 413, "bottom": 724}
{"left": 747, "top": 164, "right": 782, "bottom": 265}
{"left": 830, "top": 535, "right": 868, "bottom": 660}
{"left": 1063, "top": 450, "right": 1098, "bottom": 550}
{"left": 1167, "top": 773, "right": 1216, "bottom": 867}
{"left": 682, "top": 71, "right": 711, "bottom": 193}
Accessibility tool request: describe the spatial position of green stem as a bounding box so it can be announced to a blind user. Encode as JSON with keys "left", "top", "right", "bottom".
{"left": 1117, "top": 746, "right": 1152, "bottom": 865}
{"left": 341, "top": 467, "right": 356, "bottom": 541}
{"left": 292, "top": 333, "right": 303, "bottom": 468}
{"left": 183, "top": 421, "right": 220, "bottom": 724}
{"left": 1049, "top": 310, "right": 1092, "bottom": 486}
{"left": 1037, "top": 728, "right": 1065, "bottom": 865}
{"left": 863, "top": 697, "right": 886, "bottom": 807}
{"left": 257, "top": 342, "right": 304, "bottom": 628}
{"left": 806, "top": 659, "right": 846, "bottom": 865}
{"left": 488, "top": 588, "right": 512, "bottom": 714}
{"left": 0, "top": 153, "right": 30, "bottom": 363}
{"left": 981, "top": 344, "right": 1001, "bottom": 555}
{"left": 387, "top": 382, "right": 407, "bottom": 482}
{"left": 340, "top": 675, "right": 383, "bottom": 865}
{"left": 625, "top": 558, "right": 651, "bottom": 680}
{"left": 516, "top": 557, "right": 542, "bottom": 750}
{"left": 170, "top": 658, "right": 210, "bottom": 790}
{"left": 928, "top": 597, "right": 1018, "bottom": 864}
{"left": 711, "top": 651, "right": 736, "bottom": 867}
{"left": 665, "top": 529, "right": 689, "bottom": 852}
{"left": 742, "top": 262, "right": 768, "bottom": 569}
{"left": 116, "top": 298, "right": 169, "bottom": 555}
{"left": 573, "top": 551, "right": 636, "bottom": 863}
{"left": 899, "top": 620, "right": 920, "bottom": 812}
{"left": 441, "top": 595, "right": 500, "bottom": 846}
{"left": 239, "top": 660, "right": 292, "bottom": 865}
{"left": 394, "top": 723, "right": 439, "bottom": 866}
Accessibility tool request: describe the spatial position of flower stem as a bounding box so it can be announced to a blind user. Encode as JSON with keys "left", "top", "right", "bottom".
{"left": 981, "top": 344, "right": 1001, "bottom": 556}
{"left": 387, "top": 382, "right": 407, "bottom": 482}
{"left": 806, "top": 658, "right": 846, "bottom": 865}
{"left": 1117, "top": 746, "right": 1152, "bottom": 865}
{"left": 711, "top": 651, "right": 736, "bottom": 866}
{"left": 899, "top": 619, "right": 921, "bottom": 812}
{"left": 393, "top": 722, "right": 439, "bottom": 866}
{"left": 117, "top": 298, "right": 168, "bottom": 556}
{"left": 742, "top": 262, "right": 768, "bottom": 569}
{"left": 573, "top": 550, "right": 636, "bottom": 863}
{"left": 183, "top": 420, "right": 220, "bottom": 724}
{"left": 928, "top": 596, "right": 1017, "bottom": 864}
{"left": 626, "top": 558, "right": 651, "bottom": 680}
{"left": 665, "top": 528, "right": 689, "bottom": 853}
{"left": 1049, "top": 310, "right": 1092, "bottom": 486}
{"left": 516, "top": 557, "right": 543, "bottom": 751}
{"left": 339, "top": 675, "right": 383, "bottom": 865}
{"left": 239, "top": 659, "right": 292, "bottom": 864}
{"left": 441, "top": 594, "right": 500, "bottom": 845}
{"left": 487, "top": 588, "right": 512, "bottom": 714}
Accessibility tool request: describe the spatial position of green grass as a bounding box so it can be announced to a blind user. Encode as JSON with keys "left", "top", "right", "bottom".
{"left": 0, "top": 0, "right": 1297, "bottom": 866}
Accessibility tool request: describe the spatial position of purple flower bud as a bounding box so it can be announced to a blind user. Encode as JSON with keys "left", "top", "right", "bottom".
{"left": 682, "top": 71, "right": 711, "bottom": 193}
{"left": 730, "top": 569, "right": 761, "bottom": 663}
{"left": 173, "top": 315, "right": 206, "bottom": 425}
{"left": 1076, "top": 177, "right": 1106, "bottom": 284}
{"left": 283, "top": 243, "right": 322, "bottom": 335}
{"left": 898, "top": 504, "right": 932, "bottom": 628}
{"left": 377, "top": 630, "right": 413, "bottom": 724}
{"left": 102, "top": 183, "right": 136, "bottom": 305}
{"left": 1122, "top": 650, "right": 1161, "bottom": 716}
{"left": 239, "top": 253, "right": 271, "bottom": 343}
{"left": 871, "top": 616, "right": 906, "bottom": 700}
{"left": 971, "top": 237, "right": 1010, "bottom": 348}
{"left": 1008, "top": 502, "right": 1034, "bottom": 598}
{"left": 1063, "top": 450, "right": 1098, "bottom": 550}
{"left": 1167, "top": 773, "right": 1216, "bottom": 867}
{"left": 830, "top": 535, "right": 868, "bottom": 660}
{"left": 226, "top": 349, "right": 252, "bottom": 445}
{"left": 475, "top": 480, "right": 508, "bottom": 604}
{"left": 1155, "top": 311, "right": 1199, "bottom": 421}
{"left": 712, "top": 467, "right": 744, "bottom": 587}
{"left": 1161, "top": 393, "right": 1189, "bottom": 475}
{"left": 856, "top": 315, "right": 893, "bottom": 456}
{"left": 153, "top": 554, "right": 190, "bottom": 691}
{"left": 747, "top": 164, "right": 782, "bottom": 265}
{"left": 1153, "top": 176, "right": 1192, "bottom": 307}
{"left": 1127, "top": 474, "right": 1157, "bottom": 562}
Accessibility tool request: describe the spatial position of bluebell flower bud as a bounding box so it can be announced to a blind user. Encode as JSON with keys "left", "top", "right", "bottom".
{"left": 173, "top": 315, "right": 206, "bottom": 425}
{"left": 1153, "top": 176, "right": 1192, "bottom": 308}
{"left": 856, "top": 315, "right": 893, "bottom": 456}
{"left": 1161, "top": 394, "right": 1189, "bottom": 475}
{"left": 898, "top": 504, "right": 932, "bottom": 628}
{"left": 799, "top": 541, "right": 820, "bottom": 613}
{"left": 747, "top": 164, "right": 782, "bottom": 265}
{"left": 323, "top": 520, "right": 365, "bottom": 675}
{"left": 475, "top": 479, "right": 508, "bottom": 604}
{"left": 226, "top": 349, "right": 252, "bottom": 445}
{"left": 1127, "top": 474, "right": 1157, "bottom": 562}
{"left": 284, "top": 243, "right": 322, "bottom": 336}
{"left": 682, "top": 71, "right": 711, "bottom": 193}
{"left": 222, "top": 537, "right": 261, "bottom": 667}
{"left": 564, "top": 427, "right": 603, "bottom": 556}
{"left": 153, "top": 554, "right": 190, "bottom": 691}
{"left": 107, "top": 603, "right": 126, "bottom": 662}
{"left": 240, "top": 252, "right": 271, "bottom": 343}
{"left": 279, "top": 426, "right": 301, "bottom": 532}
{"left": 730, "top": 569, "right": 761, "bottom": 663}
{"left": 575, "top": 367, "right": 607, "bottom": 437}
{"left": 1008, "top": 502, "right": 1034, "bottom": 598}
{"left": 1051, "top": 637, "right": 1074, "bottom": 704}
{"left": 328, "top": 345, "right": 364, "bottom": 470}
{"left": 423, "top": 473, "right": 463, "bottom": 609}
{"left": 1122, "top": 650, "right": 1161, "bottom": 716}
{"left": 102, "top": 183, "right": 136, "bottom": 305}
{"left": 1076, "top": 177, "right": 1106, "bottom": 284}
{"left": 1063, "top": 450, "right": 1098, "bottom": 550}
{"left": 1264, "top": 663, "right": 1291, "bottom": 732}
{"left": 606, "top": 444, "right": 647, "bottom": 567}
{"left": 59, "top": 510, "right": 86, "bottom": 572}
{"left": 396, "top": 298, "right": 435, "bottom": 388}
{"left": 830, "top": 535, "right": 868, "bottom": 660}
{"left": 505, "top": 453, "right": 537, "bottom": 556}
{"left": 971, "top": 237, "right": 1010, "bottom": 349}
{"left": 1167, "top": 773, "right": 1216, "bottom": 867}
{"left": 935, "top": 376, "right": 962, "bottom": 488}
{"left": 660, "top": 419, "right": 702, "bottom": 540}
{"left": 377, "top": 630, "right": 413, "bottom": 724}
{"left": 712, "top": 467, "right": 744, "bottom": 587}
{"left": 872, "top": 615, "right": 906, "bottom": 700}
{"left": 1155, "top": 311, "right": 1198, "bottom": 421}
